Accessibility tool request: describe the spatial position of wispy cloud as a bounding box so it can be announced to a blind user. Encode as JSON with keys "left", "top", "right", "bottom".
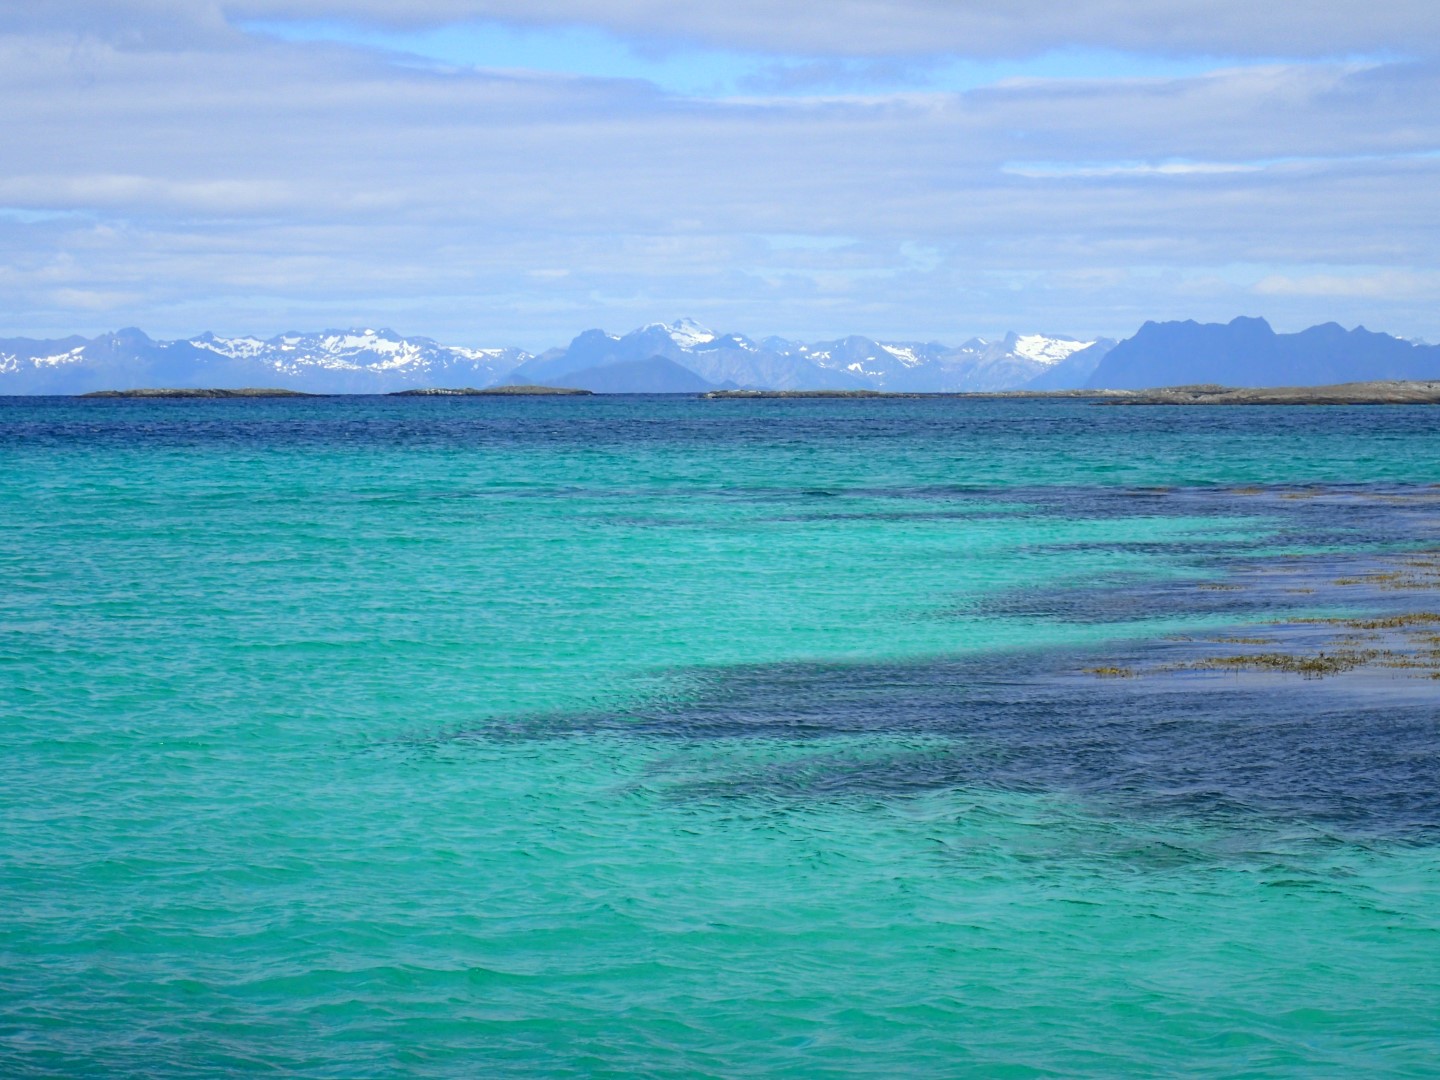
{"left": 1004, "top": 161, "right": 1263, "bottom": 178}
{"left": 1255, "top": 269, "right": 1440, "bottom": 299}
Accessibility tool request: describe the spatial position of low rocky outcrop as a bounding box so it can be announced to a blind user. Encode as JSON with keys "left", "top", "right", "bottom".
{"left": 1104, "top": 380, "right": 1440, "bottom": 405}
{"left": 81, "top": 387, "right": 313, "bottom": 398}
{"left": 704, "top": 389, "right": 927, "bottom": 399}
{"left": 389, "top": 385, "right": 593, "bottom": 396}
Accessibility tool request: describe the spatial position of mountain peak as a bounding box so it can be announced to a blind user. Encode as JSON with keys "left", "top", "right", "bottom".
{"left": 1011, "top": 334, "right": 1096, "bottom": 366}
{"left": 642, "top": 318, "right": 715, "bottom": 348}
{"left": 1228, "top": 315, "right": 1275, "bottom": 336}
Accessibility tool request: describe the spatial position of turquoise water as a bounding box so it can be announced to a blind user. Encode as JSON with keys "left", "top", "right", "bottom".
{"left": 2, "top": 395, "right": 1438, "bottom": 1076}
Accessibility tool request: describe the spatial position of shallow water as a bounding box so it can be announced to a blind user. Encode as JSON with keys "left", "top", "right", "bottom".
{"left": 2, "top": 395, "right": 1438, "bottom": 1076}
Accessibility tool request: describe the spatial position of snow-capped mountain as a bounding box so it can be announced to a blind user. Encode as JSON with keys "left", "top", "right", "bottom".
{"left": 504, "top": 320, "right": 1112, "bottom": 393}
{"left": 0, "top": 327, "right": 529, "bottom": 394}
{"left": 640, "top": 317, "right": 715, "bottom": 349}
{"left": 505, "top": 319, "right": 869, "bottom": 391}
{"left": 6, "top": 316, "right": 1431, "bottom": 394}
{"left": 190, "top": 329, "right": 528, "bottom": 392}
{"left": 0, "top": 318, "right": 1115, "bottom": 394}
{"left": 1013, "top": 334, "right": 1092, "bottom": 365}
{"left": 770, "top": 331, "right": 1108, "bottom": 391}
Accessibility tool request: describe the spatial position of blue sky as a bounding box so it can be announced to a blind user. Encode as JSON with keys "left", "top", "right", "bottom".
{"left": 243, "top": 18, "right": 1247, "bottom": 97}
{"left": 0, "top": 1, "right": 1436, "bottom": 349}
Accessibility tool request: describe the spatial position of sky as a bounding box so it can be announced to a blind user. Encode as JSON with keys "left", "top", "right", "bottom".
{"left": 0, "top": 1, "right": 1437, "bottom": 350}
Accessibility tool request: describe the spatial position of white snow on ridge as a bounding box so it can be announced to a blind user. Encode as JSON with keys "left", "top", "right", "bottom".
{"left": 451, "top": 346, "right": 518, "bottom": 362}
{"left": 34, "top": 347, "right": 87, "bottom": 367}
{"left": 191, "top": 329, "right": 527, "bottom": 375}
{"left": 193, "top": 336, "right": 269, "bottom": 359}
{"left": 1012, "top": 335, "right": 1093, "bottom": 365}
{"left": 325, "top": 332, "right": 405, "bottom": 355}
{"left": 879, "top": 344, "right": 921, "bottom": 366}
{"left": 0, "top": 346, "right": 86, "bottom": 373}
{"left": 649, "top": 317, "right": 715, "bottom": 348}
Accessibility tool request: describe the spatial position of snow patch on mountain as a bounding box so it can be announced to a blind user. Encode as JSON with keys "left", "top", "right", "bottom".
{"left": 879, "top": 344, "right": 922, "bottom": 366}
{"left": 189, "top": 329, "right": 528, "bottom": 381}
{"left": 193, "top": 336, "right": 269, "bottom": 359}
{"left": 36, "top": 347, "right": 87, "bottom": 367}
{"left": 1013, "top": 335, "right": 1094, "bottom": 365}
{"left": 451, "top": 346, "right": 516, "bottom": 361}
{"left": 644, "top": 317, "right": 715, "bottom": 349}
{"left": 0, "top": 346, "right": 87, "bottom": 374}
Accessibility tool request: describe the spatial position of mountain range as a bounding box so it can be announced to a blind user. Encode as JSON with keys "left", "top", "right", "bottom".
{"left": 0, "top": 316, "right": 1434, "bottom": 394}
{"left": 0, "top": 319, "right": 1106, "bottom": 395}
{"left": 0, "top": 327, "right": 527, "bottom": 396}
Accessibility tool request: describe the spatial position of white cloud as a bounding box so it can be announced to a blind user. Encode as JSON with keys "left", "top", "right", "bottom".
{"left": 0, "top": 19, "right": 1437, "bottom": 344}
{"left": 1254, "top": 270, "right": 1440, "bottom": 299}
{"left": 0, "top": 175, "right": 300, "bottom": 214}
{"left": 1004, "top": 161, "right": 1263, "bottom": 178}
{"left": 48, "top": 286, "right": 147, "bottom": 310}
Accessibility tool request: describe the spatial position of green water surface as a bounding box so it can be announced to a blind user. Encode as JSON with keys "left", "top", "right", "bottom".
{"left": 2, "top": 396, "right": 1437, "bottom": 1077}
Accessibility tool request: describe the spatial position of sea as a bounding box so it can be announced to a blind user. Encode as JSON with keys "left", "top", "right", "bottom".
{"left": 2, "top": 393, "right": 1438, "bottom": 1077}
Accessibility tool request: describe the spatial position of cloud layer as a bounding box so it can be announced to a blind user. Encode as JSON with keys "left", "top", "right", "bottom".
{"left": 11, "top": 0, "right": 1436, "bottom": 58}
{"left": 0, "top": 3, "right": 1437, "bottom": 345}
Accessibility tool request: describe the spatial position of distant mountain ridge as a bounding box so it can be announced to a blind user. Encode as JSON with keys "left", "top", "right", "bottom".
{"left": 4, "top": 315, "right": 1433, "bottom": 395}
{"left": 0, "top": 327, "right": 529, "bottom": 395}
{"left": 0, "top": 318, "right": 1108, "bottom": 394}
{"left": 505, "top": 319, "right": 1107, "bottom": 393}
{"left": 1085, "top": 316, "right": 1440, "bottom": 389}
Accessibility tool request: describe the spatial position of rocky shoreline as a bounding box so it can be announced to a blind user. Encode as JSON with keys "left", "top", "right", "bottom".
{"left": 706, "top": 381, "right": 1440, "bottom": 403}
{"left": 701, "top": 388, "right": 1122, "bottom": 399}
{"left": 1100, "top": 380, "right": 1440, "bottom": 405}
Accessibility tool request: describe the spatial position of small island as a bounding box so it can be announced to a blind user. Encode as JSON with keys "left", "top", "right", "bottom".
{"left": 706, "top": 381, "right": 1440, "bottom": 404}
{"left": 81, "top": 387, "right": 314, "bottom": 398}
{"left": 389, "top": 385, "right": 593, "bottom": 396}
{"left": 73, "top": 380, "right": 1440, "bottom": 404}
{"left": 704, "top": 389, "right": 929, "bottom": 399}
{"left": 1102, "top": 380, "right": 1440, "bottom": 405}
